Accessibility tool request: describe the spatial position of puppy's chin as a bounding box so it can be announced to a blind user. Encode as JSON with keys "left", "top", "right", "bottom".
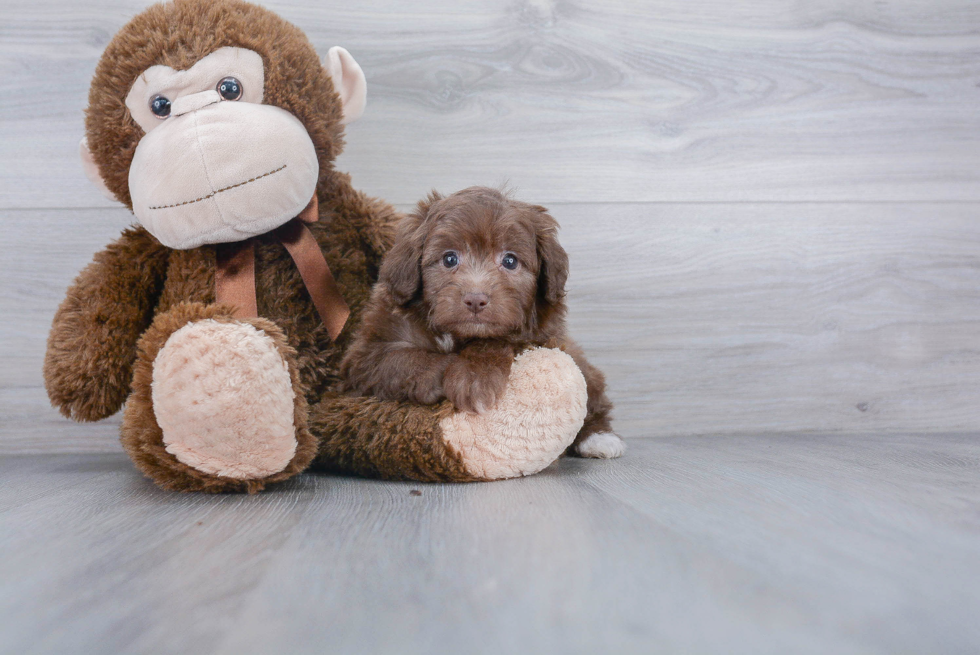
{"left": 436, "top": 319, "right": 516, "bottom": 340}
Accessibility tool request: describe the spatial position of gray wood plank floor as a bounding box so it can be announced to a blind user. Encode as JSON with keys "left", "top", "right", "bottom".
{"left": 2, "top": 434, "right": 978, "bottom": 654}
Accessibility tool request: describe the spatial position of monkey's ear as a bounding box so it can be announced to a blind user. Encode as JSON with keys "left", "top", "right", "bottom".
{"left": 378, "top": 211, "right": 426, "bottom": 306}
{"left": 324, "top": 46, "right": 367, "bottom": 125}
{"left": 79, "top": 137, "right": 118, "bottom": 202}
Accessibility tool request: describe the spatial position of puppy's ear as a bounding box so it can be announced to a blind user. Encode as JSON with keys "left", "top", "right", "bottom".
{"left": 533, "top": 206, "right": 569, "bottom": 305}
{"left": 414, "top": 190, "right": 444, "bottom": 218}
{"left": 379, "top": 191, "right": 442, "bottom": 305}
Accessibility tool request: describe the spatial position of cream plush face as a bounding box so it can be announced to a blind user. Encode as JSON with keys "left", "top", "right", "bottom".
{"left": 81, "top": 45, "right": 367, "bottom": 250}
{"left": 124, "top": 47, "right": 318, "bottom": 249}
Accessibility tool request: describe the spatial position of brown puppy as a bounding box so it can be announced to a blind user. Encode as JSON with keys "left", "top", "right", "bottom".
{"left": 341, "top": 187, "right": 624, "bottom": 458}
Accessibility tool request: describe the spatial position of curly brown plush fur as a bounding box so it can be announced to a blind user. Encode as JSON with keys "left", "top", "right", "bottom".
{"left": 341, "top": 187, "right": 614, "bottom": 445}
{"left": 43, "top": 0, "right": 461, "bottom": 492}
{"left": 44, "top": 227, "right": 169, "bottom": 422}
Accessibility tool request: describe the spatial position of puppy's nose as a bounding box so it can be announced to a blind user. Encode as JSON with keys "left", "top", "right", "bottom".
{"left": 463, "top": 292, "right": 489, "bottom": 314}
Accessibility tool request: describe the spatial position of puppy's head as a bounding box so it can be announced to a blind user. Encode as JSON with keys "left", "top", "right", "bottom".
{"left": 379, "top": 187, "right": 569, "bottom": 339}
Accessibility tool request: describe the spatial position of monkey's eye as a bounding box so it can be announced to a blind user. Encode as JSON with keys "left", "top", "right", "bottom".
{"left": 149, "top": 95, "right": 171, "bottom": 118}
{"left": 501, "top": 253, "right": 519, "bottom": 270}
{"left": 442, "top": 251, "right": 459, "bottom": 268}
{"left": 216, "top": 77, "right": 243, "bottom": 101}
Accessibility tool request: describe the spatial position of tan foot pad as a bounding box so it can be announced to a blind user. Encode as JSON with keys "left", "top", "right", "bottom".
{"left": 151, "top": 319, "right": 297, "bottom": 479}
{"left": 440, "top": 347, "right": 588, "bottom": 480}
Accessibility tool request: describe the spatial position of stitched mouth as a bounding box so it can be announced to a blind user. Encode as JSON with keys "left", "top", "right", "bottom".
{"left": 148, "top": 164, "right": 287, "bottom": 210}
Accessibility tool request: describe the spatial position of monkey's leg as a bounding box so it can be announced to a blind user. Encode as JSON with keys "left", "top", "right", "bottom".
{"left": 121, "top": 302, "right": 317, "bottom": 493}
{"left": 311, "top": 347, "right": 588, "bottom": 481}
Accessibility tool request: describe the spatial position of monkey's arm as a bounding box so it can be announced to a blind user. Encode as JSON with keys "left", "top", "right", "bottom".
{"left": 44, "top": 226, "right": 170, "bottom": 421}
{"left": 314, "top": 345, "right": 589, "bottom": 482}
{"left": 332, "top": 187, "right": 403, "bottom": 279}
{"left": 361, "top": 196, "right": 402, "bottom": 258}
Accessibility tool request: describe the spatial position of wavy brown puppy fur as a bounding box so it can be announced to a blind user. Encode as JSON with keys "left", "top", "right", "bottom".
{"left": 341, "top": 187, "right": 621, "bottom": 456}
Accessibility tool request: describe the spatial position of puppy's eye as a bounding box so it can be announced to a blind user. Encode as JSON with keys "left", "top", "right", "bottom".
{"left": 149, "top": 95, "right": 171, "bottom": 118}
{"left": 442, "top": 251, "right": 459, "bottom": 268}
{"left": 501, "top": 253, "right": 519, "bottom": 270}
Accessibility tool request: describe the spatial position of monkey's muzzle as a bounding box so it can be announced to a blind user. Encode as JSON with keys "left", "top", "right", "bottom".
{"left": 128, "top": 96, "right": 319, "bottom": 250}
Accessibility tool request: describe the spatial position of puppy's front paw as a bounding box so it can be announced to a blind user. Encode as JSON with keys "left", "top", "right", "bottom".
{"left": 406, "top": 363, "right": 450, "bottom": 405}
{"left": 575, "top": 432, "right": 626, "bottom": 459}
{"left": 443, "top": 355, "right": 510, "bottom": 414}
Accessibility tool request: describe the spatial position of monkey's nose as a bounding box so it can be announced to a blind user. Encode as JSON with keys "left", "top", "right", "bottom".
{"left": 463, "top": 293, "right": 489, "bottom": 314}
{"left": 170, "top": 90, "right": 221, "bottom": 117}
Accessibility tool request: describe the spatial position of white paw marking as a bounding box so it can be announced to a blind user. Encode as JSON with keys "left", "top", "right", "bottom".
{"left": 434, "top": 332, "right": 455, "bottom": 353}
{"left": 576, "top": 432, "right": 626, "bottom": 459}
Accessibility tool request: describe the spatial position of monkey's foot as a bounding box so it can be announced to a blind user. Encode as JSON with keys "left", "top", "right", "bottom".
{"left": 152, "top": 319, "right": 298, "bottom": 478}
{"left": 123, "top": 303, "right": 316, "bottom": 493}
{"left": 439, "top": 347, "right": 588, "bottom": 480}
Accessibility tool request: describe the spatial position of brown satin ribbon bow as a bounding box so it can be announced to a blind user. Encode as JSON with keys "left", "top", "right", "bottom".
{"left": 214, "top": 195, "right": 350, "bottom": 341}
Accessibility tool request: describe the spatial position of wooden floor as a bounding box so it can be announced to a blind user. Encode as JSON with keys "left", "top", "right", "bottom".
{"left": 2, "top": 434, "right": 978, "bottom": 654}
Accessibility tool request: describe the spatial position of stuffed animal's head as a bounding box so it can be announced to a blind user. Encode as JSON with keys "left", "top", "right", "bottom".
{"left": 379, "top": 187, "right": 570, "bottom": 340}
{"left": 80, "top": 0, "right": 366, "bottom": 249}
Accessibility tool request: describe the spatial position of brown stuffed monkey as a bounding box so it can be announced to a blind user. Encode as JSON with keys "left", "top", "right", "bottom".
{"left": 43, "top": 0, "right": 593, "bottom": 493}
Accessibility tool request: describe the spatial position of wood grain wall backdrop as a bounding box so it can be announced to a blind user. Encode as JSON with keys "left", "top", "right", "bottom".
{"left": 2, "top": 0, "right": 980, "bottom": 452}
{"left": 2, "top": 0, "right": 980, "bottom": 207}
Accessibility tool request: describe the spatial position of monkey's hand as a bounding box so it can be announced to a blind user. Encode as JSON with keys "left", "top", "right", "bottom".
{"left": 443, "top": 340, "right": 515, "bottom": 414}
{"left": 44, "top": 227, "right": 169, "bottom": 422}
